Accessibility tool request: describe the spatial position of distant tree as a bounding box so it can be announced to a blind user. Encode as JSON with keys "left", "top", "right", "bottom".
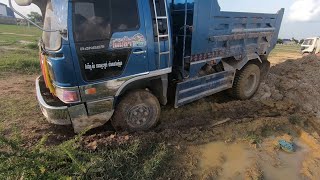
{"left": 27, "top": 11, "right": 43, "bottom": 24}
{"left": 299, "top": 39, "right": 304, "bottom": 44}
{"left": 291, "top": 37, "right": 299, "bottom": 44}
{"left": 277, "top": 39, "right": 283, "bottom": 44}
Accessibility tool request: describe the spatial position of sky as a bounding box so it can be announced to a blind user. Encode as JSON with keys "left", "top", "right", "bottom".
{"left": 1, "top": 0, "right": 320, "bottom": 39}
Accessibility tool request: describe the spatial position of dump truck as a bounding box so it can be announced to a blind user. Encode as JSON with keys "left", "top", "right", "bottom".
{"left": 301, "top": 37, "right": 320, "bottom": 56}
{"left": 11, "top": 0, "right": 284, "bottom": 133}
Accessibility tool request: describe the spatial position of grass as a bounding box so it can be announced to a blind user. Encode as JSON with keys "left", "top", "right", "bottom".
{"left": 0, "top": 93, "right": 39, "bottom": 123}
{"left": 0, "top": 24, "right": 41, "bottom": 35}
{"left": 0, "top": 24, "right": 41, "bottom": 74}
{"left": 0, "top": 133, "right": 174, "bottom": 179}
{"left": 0, "top": 49, "right": 40, "bottom": 74}
{"left": 268, "top": 44, "right": 302, "bottom": 65}
{"left": 270, "top": 44, "right": 301, "bottom": 55}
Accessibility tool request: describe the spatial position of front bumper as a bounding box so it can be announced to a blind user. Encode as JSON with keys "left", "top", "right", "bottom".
{"left": 36, "top": 76, "right": 114, "bottom": 133}
{"left": 36, "top": 76, "right": 71, "bottom": 125}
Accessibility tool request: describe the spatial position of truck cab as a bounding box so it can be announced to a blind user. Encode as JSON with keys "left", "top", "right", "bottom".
{"left": 33, "top": 0, "right": 171, "bottom": 132}
{"left": 301, "top": 37, "right": 320, "bottom": 55}
{"left": 12, "top": 0, "right": 284, "bottom": 133}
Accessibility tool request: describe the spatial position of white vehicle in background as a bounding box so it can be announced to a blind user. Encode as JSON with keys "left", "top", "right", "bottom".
{"left": 301, "top": 37, "right": 320, "bottom": 56}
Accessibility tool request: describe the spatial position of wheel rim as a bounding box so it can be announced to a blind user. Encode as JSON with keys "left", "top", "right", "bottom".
{"left": 127, "top": 104, "right": 152, "bottom": 128}
{"left": 244, "top": 73, "right": 257, "bottom": 97}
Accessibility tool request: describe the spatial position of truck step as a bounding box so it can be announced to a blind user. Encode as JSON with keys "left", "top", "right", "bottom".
{"left": 175, "top": 71, "right": 235, "bottom": 107}
{"left": 159, "top": 51, "right": 170, "bottom": 55}
{"left": 158, "top": 34, "right": 169, "bottom": 38}
{"left": 156, "top": 16, "right": 168, "bottom": 19}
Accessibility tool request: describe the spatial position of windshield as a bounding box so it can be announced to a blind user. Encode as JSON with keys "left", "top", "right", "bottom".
{"left": 72, "top": 0, "right": 140, "bottom": 42}
{"left": 42, "top": 0, "right": 68, "bottom": 51}
{"left": 303, "top": 39, "right": 314, "bottom": 46}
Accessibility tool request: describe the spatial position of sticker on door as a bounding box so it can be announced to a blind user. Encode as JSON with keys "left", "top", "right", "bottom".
{"left": 110, "top": 33, "right": 146, "bottom": 49}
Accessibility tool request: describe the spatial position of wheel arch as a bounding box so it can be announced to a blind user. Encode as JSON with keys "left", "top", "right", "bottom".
{"left": 115, "top": 74, "right": 169, "bottom": 106}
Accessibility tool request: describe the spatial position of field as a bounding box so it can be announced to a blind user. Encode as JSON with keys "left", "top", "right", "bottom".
{"left": 1, "top": 24, "right": 320, "bottom": 179}
{"left": 269, "top": 44, "right": 302, "bottom": 65}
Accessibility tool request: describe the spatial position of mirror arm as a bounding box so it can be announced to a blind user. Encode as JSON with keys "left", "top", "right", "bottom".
{"left": 9, "top": 0, "right": 58, "bottom": 32}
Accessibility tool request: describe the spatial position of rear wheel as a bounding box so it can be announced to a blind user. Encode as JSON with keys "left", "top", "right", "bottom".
{"left": 229, "top": 64, "right": 261, "bottom": 100}
{"left": 111, "top": 90, "right": 161, "bottom": 132}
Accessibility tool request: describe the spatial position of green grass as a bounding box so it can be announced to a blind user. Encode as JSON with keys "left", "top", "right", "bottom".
{"left": 0, "top": 24, "right": 41, "bottom": 36}
{"left": 0, "top": 134, "right": 174, "bottom": 180}
{"left": 270, "top": 44, "right": 301, "bottom": 54}
{"left": 0, "top": 24, "right": 41, "bottom": 47}
{"left": 0, "top": 49, "right": 40, "bottom": 74}
{"left": 0, "top": 94, "right": 39, "bottom": 123}
{"left": 0, "top": 25, "right": 41, "bottom": 74}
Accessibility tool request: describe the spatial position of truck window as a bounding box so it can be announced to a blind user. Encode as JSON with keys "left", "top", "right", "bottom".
{"left": 73, "top": 0, "right": 140, "bottom": 42}
{"left": 303, "top": 39, "right": 314, "bottom": 45}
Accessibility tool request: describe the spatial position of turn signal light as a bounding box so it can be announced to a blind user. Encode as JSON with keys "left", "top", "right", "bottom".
{"left": 85, "top": 88, "right": 97, "bottom": 95}
{"left": 55, "top": 88, "right": 80, "bottom": 103}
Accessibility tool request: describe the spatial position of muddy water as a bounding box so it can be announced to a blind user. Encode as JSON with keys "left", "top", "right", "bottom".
{"left": 197, "top": 139, "right": 311, "bottom": 180}
{"left": 198, "top": 142, "right": 254, "bottom": 179}
{"left": 259, "top": 139, "right": 310, "bottom": 180}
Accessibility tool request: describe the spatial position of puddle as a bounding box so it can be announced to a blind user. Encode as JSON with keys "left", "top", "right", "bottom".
{"left": 198, "top": 142, "right": 255, "bottom": 179}
{"left": 258, "top": 139, "right": 310, "bottom": 180}
{"left": 196, "top": 137, "right": 311, "bottom": 180}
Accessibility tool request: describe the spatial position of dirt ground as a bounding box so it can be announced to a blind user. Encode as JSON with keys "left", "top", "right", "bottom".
{"left": 2, "top": 44, "right": 320, "bottom": 179}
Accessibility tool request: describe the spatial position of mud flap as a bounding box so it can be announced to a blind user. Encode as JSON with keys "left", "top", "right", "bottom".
{"left": 260, "top": 60, "right": 271, "bottom": 80}
{"left": 175, "top": 70, "right": 235, "bottom": 107}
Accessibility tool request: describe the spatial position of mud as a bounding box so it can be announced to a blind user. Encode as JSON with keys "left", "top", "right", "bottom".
{"left": 2, "top": 53, "right": 320, "bottom": 179}
{"left": 196, "top": 142, "right": 254, "bottom": 179}
{"left": 194, "top": 131, "right": 320, "bottom": 180}
{"left": 255, "top": 55, "right": 320, "bottom": 116}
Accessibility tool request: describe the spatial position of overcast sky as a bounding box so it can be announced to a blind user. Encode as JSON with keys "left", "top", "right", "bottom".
{"left": 1, "top": 0, "right": 320, "bottom": 39}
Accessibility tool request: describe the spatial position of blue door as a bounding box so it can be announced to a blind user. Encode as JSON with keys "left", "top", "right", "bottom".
{"left": 72, "top": 0, "right": 148, "bottom": 83}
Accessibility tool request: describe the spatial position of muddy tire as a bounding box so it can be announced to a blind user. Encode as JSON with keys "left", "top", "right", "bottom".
{"left": 111, "top": 90, "right": 161, "bottom": 132}
{"left": 229, "top": 64, "right": 261, "bottom": 100}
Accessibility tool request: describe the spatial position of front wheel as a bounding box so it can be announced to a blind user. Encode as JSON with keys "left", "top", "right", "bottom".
{"left": 229, "top": 64, "right": 261, "bottom": 100}
{"left": 111, "top": 90, "right": 161, "bottom": 132}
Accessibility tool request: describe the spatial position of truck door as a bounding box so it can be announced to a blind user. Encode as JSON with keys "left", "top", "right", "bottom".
{"left": 72, "top": 0, "right": 148, "bottom": 82}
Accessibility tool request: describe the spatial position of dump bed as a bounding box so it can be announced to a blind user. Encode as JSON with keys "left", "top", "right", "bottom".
{"left": 170, "top": 0, "right": 284, "bottom": 107}
{"left": 169, "top": 0, "right": 284, "bottom": 77}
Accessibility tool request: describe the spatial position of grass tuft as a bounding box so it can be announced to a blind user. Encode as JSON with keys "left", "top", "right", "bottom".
{"left": 26, "top": 43, "right": 39, "bottom": 50}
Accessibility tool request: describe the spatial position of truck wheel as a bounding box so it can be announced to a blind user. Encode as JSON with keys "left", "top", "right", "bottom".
{"left": 111, "top": 90, "right": 161, "bottom": 132}
{"left": 230, "top": 64, "right": 261, "bottom": 100}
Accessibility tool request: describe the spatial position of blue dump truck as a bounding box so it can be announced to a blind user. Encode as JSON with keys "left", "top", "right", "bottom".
{"left": 11, "top": 0, "right": 284, "bottom": 133}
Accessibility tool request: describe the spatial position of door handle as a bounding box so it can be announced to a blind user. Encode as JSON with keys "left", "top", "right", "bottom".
{"left": 132, "top": 50, "right": 147, "bottom": 55}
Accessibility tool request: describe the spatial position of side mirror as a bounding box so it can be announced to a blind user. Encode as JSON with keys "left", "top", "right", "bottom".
{"left": 14, "top": 0, "right": 32, "bottom": 6}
